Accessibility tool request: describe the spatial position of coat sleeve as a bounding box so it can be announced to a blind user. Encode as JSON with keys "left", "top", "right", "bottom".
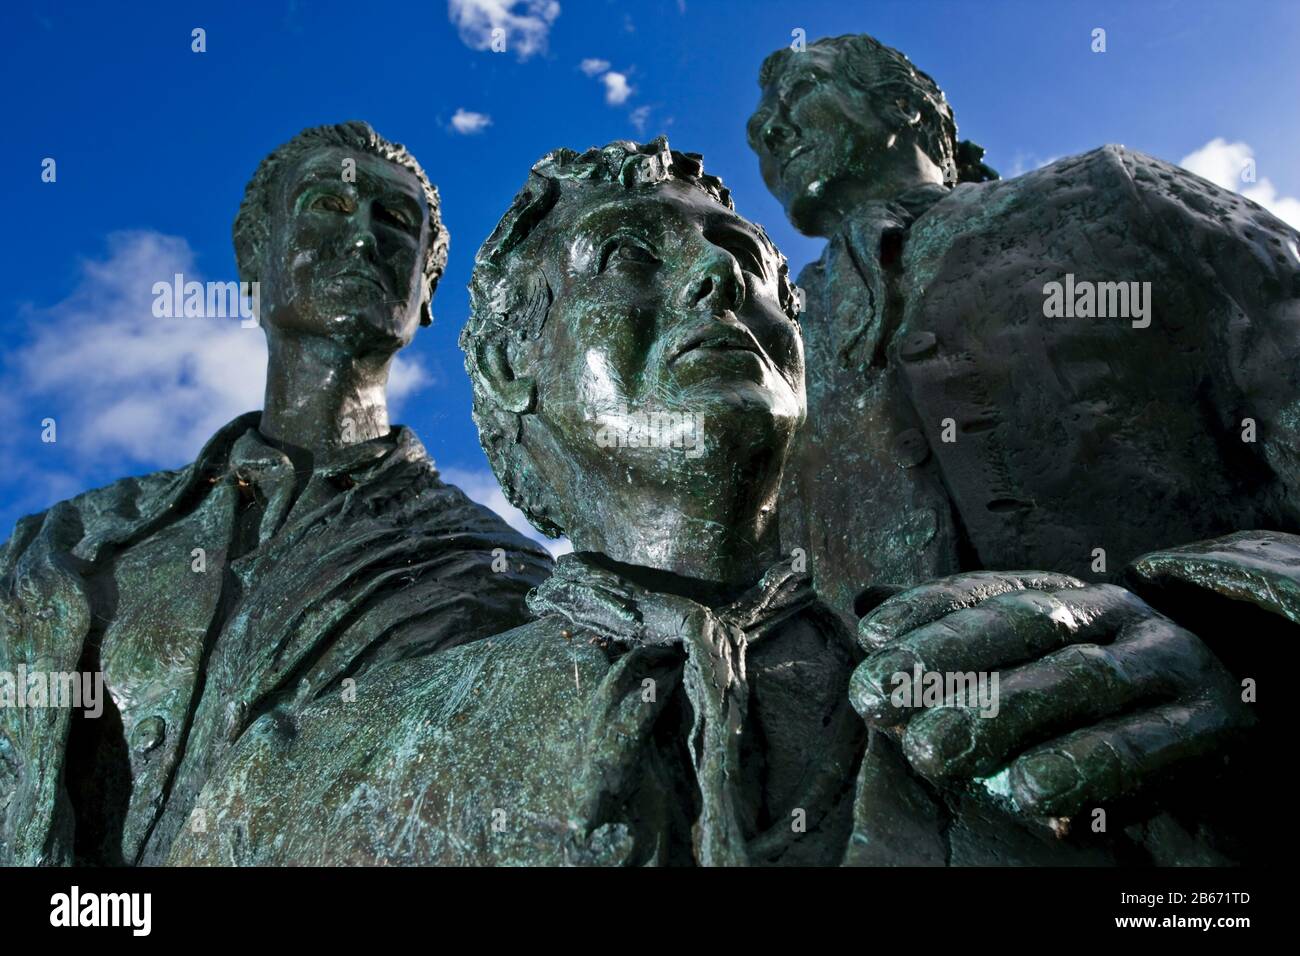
{"left": 0, "top": 503, "right": 93, "bottom": 865}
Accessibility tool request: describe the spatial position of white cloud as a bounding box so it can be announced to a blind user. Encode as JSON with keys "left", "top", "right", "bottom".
{"left": 1179, "top": 137, "right": 1300, "bottom": 230}
{"left": 1179, "top": 138, "right": 1254, "bottom": 191}
{"left": 629, "top": 105, "right": 652, "bottom": 134}
{"left": 387, "top": 354, "right": 431, "bottom": 401}
{"left": 602, "top": 71, "right": 633, "bottom": 105}
{"left": 3, "top": 230, "right": 428, "bottom": 474}
{"left": 450, "top": 108, "right": 493, "bottom": 135}
{"left": 580, "top": 58, "right": 636, "bottom": 108}
{"left": 1004, "top": 152, "right": 1059, "bottom": 178}
{"left": 448, "top": 0, "right": 560, "bottom": 60}
{"left": 439, "top": 466, "right": 572, "bottom": 557}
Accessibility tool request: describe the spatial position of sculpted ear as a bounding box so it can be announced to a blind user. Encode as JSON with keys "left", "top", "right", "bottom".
{"left": 468, "top": 263, "right": 551, "bottom": 415}
{"left": 419, "top": 275, "right": 434, "bottom": 327}
{"left": 470, "top": 336, "right": 536, "bottom": 415}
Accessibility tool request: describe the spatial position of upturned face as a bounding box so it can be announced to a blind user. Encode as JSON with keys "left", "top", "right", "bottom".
{"left": 747, "top": 47, "right": 900, "bottom": 236}
{"left": 260, "top": 147, "right": 430, "bottom": 353}
{"left": 530, "top": 179, "right": 805, "bottom": 501}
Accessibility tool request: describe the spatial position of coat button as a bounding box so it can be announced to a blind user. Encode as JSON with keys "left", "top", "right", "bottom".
{"left": 899, "top": 331, "right": 937, "bottom": 360}
{"left": 892, "top": 428, "right": 930, "bottom": 468}
{"left": 132, "top": 716, "right": 166, "bottom": 755}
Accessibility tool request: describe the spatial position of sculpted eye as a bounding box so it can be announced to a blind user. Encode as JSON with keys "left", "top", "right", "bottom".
{"left": 727, "top": 243, "right": 766, "bottom": 278}
{"left": 705, "top": 226, "right": 769, "bottom": 281}
{"left": 599, "top": 236, "right": 660, "bottom": 272}
{"left": 309, "top": 193, "right": 350, "bottom": 214}
{"left": 784, "top": 77, "right": 817, "bottom": 107}
{"left": 376, "top": 204, "right": 416, "bottom": 229}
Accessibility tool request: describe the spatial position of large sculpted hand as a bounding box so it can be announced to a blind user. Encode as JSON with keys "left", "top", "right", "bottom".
{"left": 848, "top": 572, "right": 1251, "bottom": 820}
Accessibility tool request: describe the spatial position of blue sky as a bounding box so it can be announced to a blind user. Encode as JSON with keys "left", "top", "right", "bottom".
{"left": 2, "top": 0, "right": 1297, "bottom": 550}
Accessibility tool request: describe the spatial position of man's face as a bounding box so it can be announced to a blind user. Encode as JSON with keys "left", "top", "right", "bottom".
{"left": 260, "top": 147, "right": 430, "bottom": 352}
{"left": 747, "top": 48, "right": 897, "bottom": 236}
{"left": 531, "top": 179, "right": 804, "bottom": 494}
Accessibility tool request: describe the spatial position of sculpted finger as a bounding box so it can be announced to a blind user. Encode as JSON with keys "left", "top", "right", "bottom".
{"left": 1002, "top": 697, "right": 1247, "bottom": 817}
{"left": 857, "top": 571, "right": 1087, "bottom": 652}
{"left": 901, "top": 616, "right": 1219, "bottom": 781}
{"left": 850, "top": 584, "right": 1152, "bottom": 724}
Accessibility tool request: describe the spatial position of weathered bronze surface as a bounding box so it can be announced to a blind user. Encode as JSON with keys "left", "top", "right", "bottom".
{"left": 4, "top": 40, "right": 1287, "bottom": 866}
{"left": 170, "top": 140, "right": 1258, "bottom": 866}
{"left": 0, "top": 122, "right": 552, "bottom": 865}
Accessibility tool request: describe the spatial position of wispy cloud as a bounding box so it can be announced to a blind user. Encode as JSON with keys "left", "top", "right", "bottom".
{"left": 450, "top": 108, "right": 493, "bottom": 134}
{"left": 629, "top": 105, "right": 652, "bottom": 134}
{"left": 439, "top": 465, "right": 572, "bottom": 557}
{"left": 1004, "top": 152, "right": 1059, "bottom": 178}
{"left": 448, "top": 0, "right": 560, "bottom": 60}
{"left": 1179, "top": 137, "right": 1300, "bottom": 230}
{"left": 579, "top": 57, "right": 610, "bottom": 77}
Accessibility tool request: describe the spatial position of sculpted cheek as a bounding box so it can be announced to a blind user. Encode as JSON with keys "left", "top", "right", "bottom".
{"left": 565, "top": 290, "right": 645, "bottom": 386}
{"left": 387, "top": 251, "right": 416, "bottom": 295}
{"left": 290, "top": 247, "right": 318, "bottom": 276}
{"left": 579, "top": 349, "right": 622, "bottom": 414}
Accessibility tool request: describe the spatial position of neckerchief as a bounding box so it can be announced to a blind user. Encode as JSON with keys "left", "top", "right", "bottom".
{"left": 528, "top": 553, "right": 817, "bottom": 865}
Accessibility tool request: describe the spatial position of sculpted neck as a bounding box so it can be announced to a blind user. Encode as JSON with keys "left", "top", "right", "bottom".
{"left": 260, "top": 331, "right": 395, "bottom": 455}
{"left": 567, "top": 474, "right": 785, "bottom": 604}
{"left": 811, "top": 143, "right": 947, "bottom": 236}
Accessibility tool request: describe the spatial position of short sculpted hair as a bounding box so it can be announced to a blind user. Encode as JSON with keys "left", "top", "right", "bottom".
{"left": 461, "top": 136, "right": 801, "bottom": 537}
{"left": 757, "top": 34, "right": 997, "bottom": 184}
{"left": 233, "top": 120, "right": 451, "bottom": 324}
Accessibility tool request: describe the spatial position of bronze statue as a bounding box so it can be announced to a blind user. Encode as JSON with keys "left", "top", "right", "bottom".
{"left": 747, "top": 34, "right": 1300, "bottom": 628}
{"left": 169, "top": 140, "right": 1250, "bottom": 866}
{"left": 0, "top": 122, "right": 552, "bottom": 866}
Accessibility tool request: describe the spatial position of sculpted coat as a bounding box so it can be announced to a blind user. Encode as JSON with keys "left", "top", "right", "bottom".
{"left": 0, "top": 412, "right": 551, "bottom": 865}
{"left": 781, "top": 146, "right": 1300, "bottom": 616}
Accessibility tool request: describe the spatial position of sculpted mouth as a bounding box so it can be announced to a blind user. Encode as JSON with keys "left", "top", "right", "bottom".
{"left": 670, "top": 319, "right": 764, "bottom": 363}
{"left": 780, "top": 145, "right": 810, "bottom": 174}
{"left": 330, "top": 268, "right": 389, "bottom": 293}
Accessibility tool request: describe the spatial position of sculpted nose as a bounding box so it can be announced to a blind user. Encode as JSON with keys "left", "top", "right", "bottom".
{"left": 762, "top": 117, "right": 795, "bottom": 155}
{"left": 342, "top": 211, "right": 380, "bottom": 261}
{"left": 682, "top": 248, "right": 745, "bottom": 313}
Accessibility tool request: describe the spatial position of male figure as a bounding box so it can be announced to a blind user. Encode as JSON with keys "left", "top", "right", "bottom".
{"left": 170, "top": 140, "right": 1247, "bottom": 867}
{"left": 747, "top": 34, "right": 1300, "bottom": 623}
{"left": 0, "top": 122, "right": 552, "bottom": 865}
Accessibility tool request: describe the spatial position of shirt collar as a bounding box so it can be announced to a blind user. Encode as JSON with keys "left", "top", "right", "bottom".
{"left": 527, "top": 551, "right": 817, "bottom": 646}
{"left": 201, "top": 414, "right": 429, "bottom": 485}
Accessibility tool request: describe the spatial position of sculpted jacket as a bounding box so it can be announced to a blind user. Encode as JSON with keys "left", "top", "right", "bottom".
{"left": 779, "top": 145, "right": 1300, "bottom": 618}
{"left": 0, "top": 412, "right": 552, "bottom": 865}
